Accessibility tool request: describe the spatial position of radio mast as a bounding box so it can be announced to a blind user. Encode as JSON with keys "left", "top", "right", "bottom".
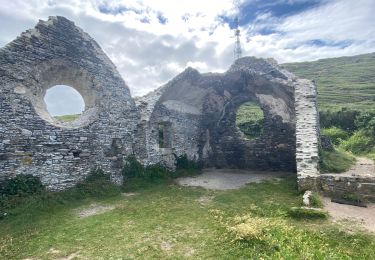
{"left": 233, "top": 0, "right": 242, "bottom": 61}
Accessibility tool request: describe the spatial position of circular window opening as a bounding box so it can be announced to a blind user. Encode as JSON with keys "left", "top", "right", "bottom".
{"left": 44, "top": 85, "right": 85, "bottom": 123}
{"left": 236, "top": 101, "right": 264, "bottom": 139}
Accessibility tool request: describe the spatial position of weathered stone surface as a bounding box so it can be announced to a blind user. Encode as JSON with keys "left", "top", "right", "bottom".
{"left": 0, "top": 16, "right": 320, "bottom": 191}
{"left": 0, "top": 16, "right": 138, "bottom": 190}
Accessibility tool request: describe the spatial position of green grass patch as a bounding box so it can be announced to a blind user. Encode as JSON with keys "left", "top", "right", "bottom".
{"left": 283, "top": 52, "right": 375, "bottom": 112}
{"left": 321, "top": 127, "right": 349, "bottom": 145}
{"left": 54, "top": 114, "right": 80, "bottom": 122}
{"left": 319, "top": 148, "right": 356, "bottom": 173}
{"left": 0, "top": 177, "right": 374, "bottom": 259}
{"left": 288, "top": 207, "right": 328, "bottom": 220}
{"left": 236, "top": 102, "right": 264, "bottom": 139}
{"left": 340, "top": 130, "right": 375, "bottom": 155}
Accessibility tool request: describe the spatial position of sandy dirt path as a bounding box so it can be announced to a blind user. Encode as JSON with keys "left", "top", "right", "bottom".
{"left": 176, "top": 168, "right": 291, "bottom": 190}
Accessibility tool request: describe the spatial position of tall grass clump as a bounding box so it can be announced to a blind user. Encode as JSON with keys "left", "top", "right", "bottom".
{"left": 321, "top": 127, "right": 349, "bottom": 145}
{"left": 0, "top": 168, "right": 121, "bottom": 220}
{"left": 122, "top": 154, "right": 200, "bottom": 190}
{"left": 319, "top": 148, "right": 356, "bottom": 173}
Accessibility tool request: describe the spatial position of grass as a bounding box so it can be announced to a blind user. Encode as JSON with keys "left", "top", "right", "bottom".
{"left": 283, "top": 52, "right": 375, "bottom": 113}
{"left": 54, "top": 114, "right": 80, "bottom": 122}
{"left": 1, "top": 177, "right": 374, "bottom": 259}
{"left": 319, "top": 148, "right": 356, "bottom": 173}
{"left": 236, "top": 102, "right": 264, "bottom": 139}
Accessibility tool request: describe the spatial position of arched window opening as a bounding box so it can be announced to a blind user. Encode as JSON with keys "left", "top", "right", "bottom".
{"left": 44, "top": 85, "right": 85, "bottom": 122}
{"left": 236, "top": 101, "right": 264, "bottom": 139}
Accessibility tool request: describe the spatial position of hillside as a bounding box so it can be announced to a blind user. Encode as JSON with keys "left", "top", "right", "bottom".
{"left": 282, "top": 52, "right": 375, "bottom": 112}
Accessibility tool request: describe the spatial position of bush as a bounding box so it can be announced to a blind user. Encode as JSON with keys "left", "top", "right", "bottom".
{"left": 0, "top": 174, "right": 44, "bottom": 197}
{"left": 122, "top": 155, "right": 145, "bottom": 180}
{"left": 319, "top": 108, "right": 360, "bottom": 133}
{"left": 319, "top": 148, "right": 356, "bottom": 173}
{"left": 1, "top": 168, "right": 121, "bottom": 219}
{"left": 122, "top": 154, "right": 200, "bottom": 184}
{"left": 340, "top": 130, "right": 374, "bottom": 154}
{"left": 355, "top": 112, "right": 375, "bottom": 135}
{"left": 174, "top": 154, "right": 200, "bottom": 175}
{"left": 341, "top": 193, "right": 363, "bottom": 203}
{"left": 73, "top": 168, "right": 120, "bottom": 199}
{"left": 307, "top": 192, "right": 324, "bottom": 208}
{"left": 321, "top": 127, "right": 349, "bottom": 145}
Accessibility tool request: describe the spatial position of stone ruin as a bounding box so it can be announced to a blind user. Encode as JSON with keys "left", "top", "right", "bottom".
{"left": 0, "top": 16, "right": 320, "bottom": 191}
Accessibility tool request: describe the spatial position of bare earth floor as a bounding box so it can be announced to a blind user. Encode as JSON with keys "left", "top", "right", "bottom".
{"left": 176, "top": 168, "right": 292, "bottom": 190}
{"left": 324, "top": 198, "right": 375, "bottom": 233}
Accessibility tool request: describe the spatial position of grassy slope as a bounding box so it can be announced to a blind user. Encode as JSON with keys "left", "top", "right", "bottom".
{"left": 283, "top": 52, "right": 375, "bottom": 112}
{"left": 54, "top": 114, "right": 80, "bottom": 122}
{"left": 1, "top": 179, "right": 374, "bottom": 259}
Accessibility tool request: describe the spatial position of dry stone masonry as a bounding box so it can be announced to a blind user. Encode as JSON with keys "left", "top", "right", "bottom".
{"left": 0, "top": 16, "right": 321, "bottom": 191}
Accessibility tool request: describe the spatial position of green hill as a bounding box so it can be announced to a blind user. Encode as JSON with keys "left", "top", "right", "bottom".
{"left": 282, "top": 52, "right": 375, "bottom": 112}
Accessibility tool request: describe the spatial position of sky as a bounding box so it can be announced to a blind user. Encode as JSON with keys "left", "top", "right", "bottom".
{"left": 0, "top": 0, "right": 374, "bottom": 115}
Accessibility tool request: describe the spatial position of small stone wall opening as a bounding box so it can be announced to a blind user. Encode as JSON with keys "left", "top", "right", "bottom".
{"left": 235, "top": 101, "right": 264, "bottom": 139}
{"left": 44, "top": 85, "right": 85, "bottom": 122}
{"left": 158, "top": 122, "right": 172, "bottom": 148}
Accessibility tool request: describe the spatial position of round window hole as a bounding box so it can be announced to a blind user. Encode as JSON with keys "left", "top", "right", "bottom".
{"left": 44, "top": 85, "right": 85, "bottom": 123}
{"left": 236, "top": 101, "right": 264, "bottom": 139}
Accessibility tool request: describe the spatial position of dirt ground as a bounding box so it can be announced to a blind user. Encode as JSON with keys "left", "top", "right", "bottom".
{"left": 176, "top": 168, "right": 291, "bottom": 190}
{"left": 324, "top": 197, "right": 375, "bottom": 233}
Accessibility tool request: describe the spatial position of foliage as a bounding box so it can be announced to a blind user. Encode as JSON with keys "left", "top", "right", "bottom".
{"left": 288, "top": 207, "right": 328, "bottom": 219}
{"left": 73, "top": 168, "right": 120, "bottom": 199}
{"left": 340, "top": 130, "right": 375, "bottom": 155}
{"left": 0, "top": 168, "right": 120, "bottom": 220}
{"left": 122, "top": 155, "right": 145, "bottom": 180}
{"left": 54, "top": 114, "right": 80, "bottom": 122}
{"left": 308, "top": 192, "right": 324, "bottom": 208}
{"left": 355, "top": 112, "right": 375, "bottom": 134}
{"left": 342, "top": 193, "right": 363, "bottom": 203}
{"left": 122, "top": 155, "right": 200, "bottom": 187}
{"left": 319, "top": 148, "right": 356, "bottom": 173}
{"left": 174, "top": 153, "right": 200, "bottom": 173}
{"left": 319, "top": 108, "right": 361, "bottom": 133}
{"left": 236, "top": 102, "right": 264, "bottom": 139}
{"left": 0, "top": 174, "right": 44, "bottom": 197}
{"left": 321, "top": 127, "right": 349, "bottom": 145}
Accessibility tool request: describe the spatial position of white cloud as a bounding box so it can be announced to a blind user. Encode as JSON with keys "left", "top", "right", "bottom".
{"left": 0, "top": 0, "right": 374, "bottom": 103}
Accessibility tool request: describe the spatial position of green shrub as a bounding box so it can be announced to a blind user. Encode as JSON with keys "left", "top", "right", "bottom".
{"left": 1, "top": 168, "right": 121, "bottom": 219}
{"left": 319, "top": 148, "right": 356, "bottom": 173}
{"left": 73, "top": 168, "right": 120, "bottom": 199}
{"left": 355, "top": 112, "right": 375, "bottom": 135}
{"left": 174, "top": 154, "right": 200, "bottom": 177}
{"left": 319, "top": 108, "right": 360, "bottom": 133}
{"left": 144, "top": 164, "right": 171, "bottom": 179}
{"left": 122, "top": 155, "right": 145, "bottom": 180}
{"left": 0, "top": 174, "right": 44, "bottom": 197}
{"left": 308, "top": 193, "right": 324, "bottom": 208}
{"left": 340, "top": 130, "right": 374, "bottom": 154}
{"left": 288, "top": 207, "right": 328, "bottom": 219}
{"left": 122, "top": 154, "right": 200, "bottom": 184}
{"left": 321, "top": 127, "right": 349, "bottom": 145}
{"left": 342, "top": 193, "right": 363, "bottom": 203}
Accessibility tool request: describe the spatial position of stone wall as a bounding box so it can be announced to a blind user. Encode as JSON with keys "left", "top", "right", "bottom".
{"left": 319, "top": 174, "right": 375, "bottom": 202}
{"left": 294, "top": 78, "right": 320, "bottom": 190}
{"left": 0, "top": 16, "right": 321, "bottom": 191}
{"left": 0, "top": 16, "right": 138, "bottom": 190}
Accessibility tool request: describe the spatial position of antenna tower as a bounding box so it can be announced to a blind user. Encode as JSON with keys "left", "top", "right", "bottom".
{"left": 233, "top": 0, "right": 242, "bottom": 61}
